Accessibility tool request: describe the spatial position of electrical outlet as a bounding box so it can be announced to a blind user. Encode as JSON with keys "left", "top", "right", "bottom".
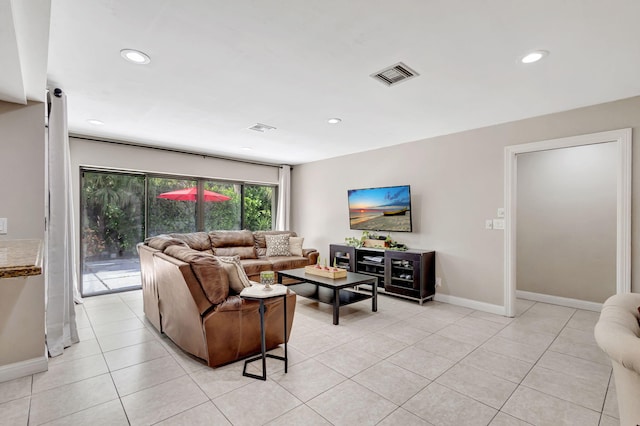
{"left": 435, "top": 277, "right": 442, "bottom": 287}
{"left": 0, "top": 218, "right": 6, "bottom": 234}
{"left": 485, "top": 219, "right": 493, "bottom": 230}
{"left": 493, "top": 219, "right": 505, "bottom": 230}
{"left": 497, "top": 208, "right": 505, "bottom": 218}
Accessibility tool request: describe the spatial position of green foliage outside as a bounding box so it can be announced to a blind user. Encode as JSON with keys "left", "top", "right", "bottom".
{"left": 203, "top": 182, "right": 241, "bottom": 230}
{"left": 147, "top": 177, "right": 198, "bottom": 236}
{"left": 243, "top": 185, "right": 274, "bottom": 231}
{"left": 82, "top": 172, "right": 275, "bottom": 260}
{"left": 82, "top": 173, "right": 145, "bottom": 258}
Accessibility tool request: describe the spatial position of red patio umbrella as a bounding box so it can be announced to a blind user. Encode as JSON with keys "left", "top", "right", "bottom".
{"left": 157, "top": 187, "right": 231, "bottom": 202}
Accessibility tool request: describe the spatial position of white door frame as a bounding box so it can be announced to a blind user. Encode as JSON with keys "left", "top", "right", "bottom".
{"left": 504, "top": 128, "right": 632, "bottom": 317}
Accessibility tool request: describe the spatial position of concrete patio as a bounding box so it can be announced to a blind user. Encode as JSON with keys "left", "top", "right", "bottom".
{"left": 82, "top": 257, "right": 141, "bottom": 296}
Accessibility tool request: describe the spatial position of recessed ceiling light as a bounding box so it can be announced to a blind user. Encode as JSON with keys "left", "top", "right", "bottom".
{"left": 242, "top": 147, "right": 253, "bottom": 151}
{"left": 327, "top": 118, "right": 342, "bottom": 124}
{"left": 87, "top": 119, "right": 104, "bottom": 126}
{"left": 120, "top": 49, "right": 151, "bottom": 65}
{"left": 521, "top": 50, "right": 549, "bottom": 64}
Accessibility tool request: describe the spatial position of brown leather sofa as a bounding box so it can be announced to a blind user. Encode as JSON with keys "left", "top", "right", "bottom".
{"left": 138, "top": 230, "right": 318, "bottom": 367}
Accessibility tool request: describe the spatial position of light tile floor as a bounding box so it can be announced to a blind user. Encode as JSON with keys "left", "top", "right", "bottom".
{"left": 0, "top": 291, "right": 619, "bottom": 425}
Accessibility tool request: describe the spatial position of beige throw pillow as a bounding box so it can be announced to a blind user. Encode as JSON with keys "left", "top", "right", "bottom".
{"left": 265, "top": 233, "right": 291, "bottom": 256}
{"left": 215, "top": 255, "right": 252, "bottom": 293}
{"left": 289, "top": 236, "right": 304, "bottom": 256}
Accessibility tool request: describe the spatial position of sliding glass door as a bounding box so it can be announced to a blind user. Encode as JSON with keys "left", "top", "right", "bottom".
{"left": 80, "top": 171, "right": 145, "bottom": 296}
{"left": 80, "top": 169, "right": 276, "bottom": 296}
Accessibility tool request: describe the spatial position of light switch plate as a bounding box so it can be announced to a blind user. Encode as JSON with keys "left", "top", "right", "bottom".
{"left": 485, "top": 219, "right": 493, "bottom": 230}
{"left": 493, "top": 219, "right": 505, "bottom": 230}
{"left": 497, "top": 208, "right": 505, "bottom": 218}
{"left": 0, "top": 218, "right": 6, "bottom": 234}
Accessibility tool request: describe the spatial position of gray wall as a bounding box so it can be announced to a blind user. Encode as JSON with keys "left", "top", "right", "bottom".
{"left": 291, "top": 96, "right": 640, "bottom": 309}
{"left": 0, "top": 100, "right": 46, "bottom": 370}
{"left": 4, "top": 97, "right": 639, "bottom": 313}
{"left": 516, "top": 143, "right": 617, "bottom": 303}
{"left": 69, "top": 138, "right": 280, "bottom": 185}
{"left": 0, "top": 101, "right": 45, "bottom": 240}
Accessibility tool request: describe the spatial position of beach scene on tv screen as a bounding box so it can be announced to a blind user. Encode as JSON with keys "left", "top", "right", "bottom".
{"left": 348, "top": 186, "right": 411, "bottom": 232}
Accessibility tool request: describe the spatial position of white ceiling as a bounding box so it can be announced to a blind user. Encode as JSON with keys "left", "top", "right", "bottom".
{"left": 11, "top": 1, "right": 640, "bottom": 165}
{"left": 0, "top": 0, "right": 50, "bottom": 104}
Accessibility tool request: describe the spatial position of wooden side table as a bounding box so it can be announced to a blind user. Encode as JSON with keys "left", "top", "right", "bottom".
{"left": 240, "top": 284, "right": 289, "bottom": 380}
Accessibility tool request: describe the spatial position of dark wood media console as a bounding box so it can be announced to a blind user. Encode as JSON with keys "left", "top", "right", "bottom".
{"left": 330, "top": 244, "right": 435, "bottom": 304}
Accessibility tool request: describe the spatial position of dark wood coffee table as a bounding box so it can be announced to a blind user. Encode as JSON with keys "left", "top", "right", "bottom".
{"left": 277, "top": 268, "right": 377, "bottom": 325}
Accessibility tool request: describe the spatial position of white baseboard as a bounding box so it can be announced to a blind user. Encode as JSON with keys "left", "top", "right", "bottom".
{"left": 434, "top": 293, "right": 506, "bottom": 316}
{"left": 516, "top": 290, "right": 602, "bottom": 312}
{"left": 0, "top": 355, "right": 48, "bottom": 383}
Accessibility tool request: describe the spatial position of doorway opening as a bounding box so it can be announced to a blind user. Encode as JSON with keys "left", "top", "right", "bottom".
{"left": 503, "top": 129, "right": 631, "bottom": 317}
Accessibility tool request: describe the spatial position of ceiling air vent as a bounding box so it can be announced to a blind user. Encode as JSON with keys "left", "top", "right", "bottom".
{"left": 370, "top": 62, "right": 419, "bottom": 87}
{"left": 248, "top": 123, "right": 276, "bottom": 132}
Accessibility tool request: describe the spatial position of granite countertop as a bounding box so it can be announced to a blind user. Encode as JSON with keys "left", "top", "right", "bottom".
{"left": 0, "top": 239, "right": 44, "bottom": 278}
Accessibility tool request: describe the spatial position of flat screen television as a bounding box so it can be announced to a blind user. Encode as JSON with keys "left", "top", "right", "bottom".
{"left": 347, "top": 185, "right": 412, "bottom": 232}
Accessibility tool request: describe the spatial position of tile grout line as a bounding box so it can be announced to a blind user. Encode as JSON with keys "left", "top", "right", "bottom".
{"left": 496, "top": 304, "right": 607, "bottom": 423}
{"left": 489, "top": 301, "right": 573, "bottom": 423}
{"left": 265, "top": 300, "right": 436, "bottom": 425}
{"left": 425, "top": 310, "right": 515, "bottom": 424}
{"left": 597, "top": 371, "right": 615, "bottom": 425}
{"left": 379, "top": 308, "right": 504, "bottom": 424}
{"left": 430, "top": 302, "right": 603, "bottom": 425}
{"left": 21, "top": 294, "right": 616, "bottom": 425}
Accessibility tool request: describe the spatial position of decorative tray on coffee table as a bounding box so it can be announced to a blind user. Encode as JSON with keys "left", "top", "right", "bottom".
{"left": 304, "top": 265, "right": 347, "bottom": 279}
